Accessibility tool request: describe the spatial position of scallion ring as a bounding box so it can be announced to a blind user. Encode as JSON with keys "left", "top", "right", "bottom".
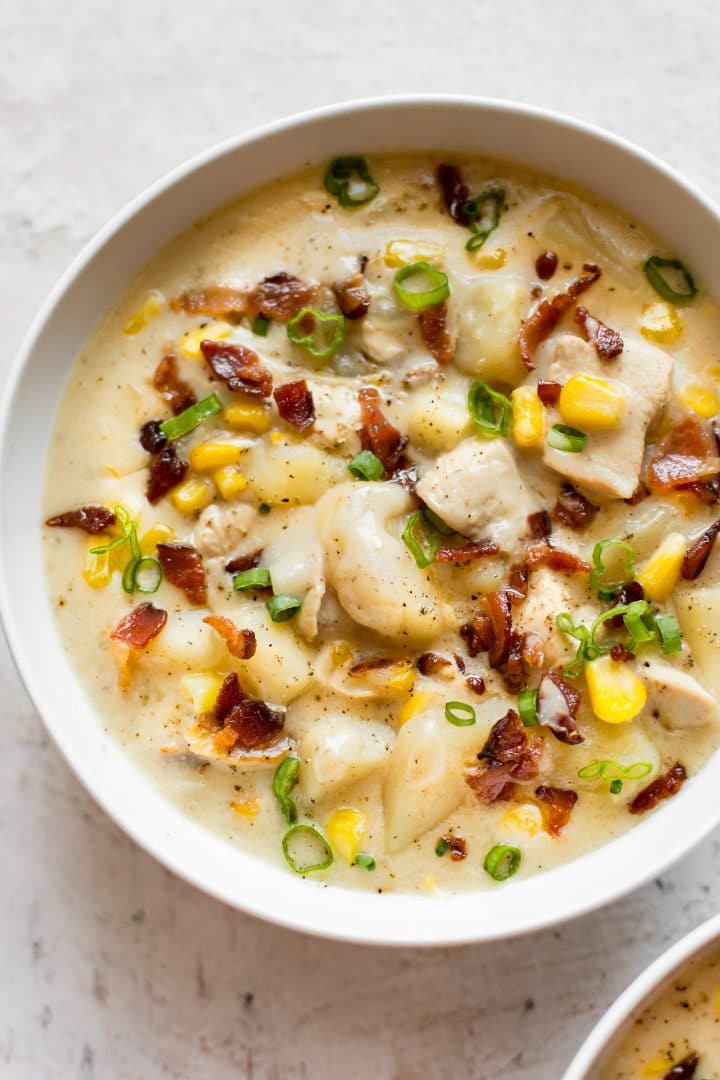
{"left": 130, "top": 556, "right": 162, "bottom": 595}
{"left": 251, "top": 314, "right": 271, "bottom": 336}
{"left": 348, "top": 449, "right": 385, "bottom": 481}
{"left": 609, "top": 779, "right": 623, "bottom": 795}
{"left": 468, "top": 380, "right": 512, "bottom": 438}
{"left": 644, "top": 256, "right": 698, "bottom": 304}
{"left": 402, "top": 510, "right": 440, "bottom": 569}
{"left": 518, "top": 688, "right": 539, "bottom": 727}
{"left": 234, "top": 567, "right": 272, "bottom": 591}
{"left": 445, "top": 701, "right": 476, "bottom": 726}
{"left": 324, "top": 155, "right": 379, "bottom": 207}
{"left": 577, "top": 760, "right": 653, "bottom": 781}
{"left": 272, "top": 756, "right": 300, "bottom": 826}
{"left": 656, "top": 613, "right": 682, "bottom": 655}
{"left": 266, "top": 594, "right": 302, "bottom": 623}
{"left": 547, "top": 423, "right": 587, "bottom": 453}
{"left": 464, "top": 187, "right": 505, "bottom": 251}
{"left": 286, "top": 307, "right": 346, "bottom": 358}
{"left": 160, "top": 393, "right": 223, "bottom": 441}
{"left": 589, "top": 539, "right": 636, "bottom": 600}
{"left": 483, "top": 844, "right": 522, "bottom": 882}
{"left": 435, "top": 838, "right": 450, "bottom": 857}
{"left": 355, "top": 853, "right": 376, "bottom": 871}
{"left": 393, "top": 262, "right": 450, "bottom": 310}
{"left": 281, "top": 824, "right": 333, "bottom": 874}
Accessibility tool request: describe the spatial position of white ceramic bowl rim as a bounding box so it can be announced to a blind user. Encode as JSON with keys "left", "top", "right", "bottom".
{"left": 3, "top": 95, "right": 720, "bottom": 947}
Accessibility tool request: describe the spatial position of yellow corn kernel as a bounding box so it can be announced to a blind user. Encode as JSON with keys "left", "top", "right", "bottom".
{"left": 500, "top": 803, "right": 543, "bottom": 837}
{"left": 223, "top": 403, "right": 272, "bottom": 434}
{"left": 325, "top": 808, "right": 367, "bottom": 865}
{"left": 213, "top": 466, "right": 248, "bottom": 500}
{"left": 387, "top": 661, "right": 416, "bottom": 694}
{"left": 139, "top": 523, "right": 175, "bottom": 555}
{"left": 83, "top": 548, "right": 115, "bottom": 589}
{"left": 181, "top": 672, "right": 225, "bottom": 714}
{"left": 332, "top": 641, "right": 353, "bottom": 669}
{"left": 180, "top": 322, "right": 230, "bottom": 360}
{"left": 585, "top": 655, "right": 647, "bottom": 724}
{"left": 511, "top": 386, "right": 545, "bottom": 448}
{"left": 230, "top": 798, "right": 260, "bottom": 819}
{"left": 397, "top": 691, "right": 432, "bottom": 727}
{"left": 384, "top": 239, "right": 444, "bottom": 268}
{"left": 171, "top": 477, "right": 215, "bottom": 514}
{"left": 640, "top": 302, "right": 682, "bottom": 344}
{"left": 641, "top": 1059, "right": 675, "bottom": 1079}
{"left": 680, "top": 383, "right": 719, "bottom": 419}
{"left": 559, "top": 374, "right": 625, "bottom": 431}
{"left": 123, "top": 289, "right": 164, "bottom": 335}
{"left": 189, "top": 441, "right": 244, "bottom": 472}
{"left": 637, "top": 532, "right": 686, "bottom": 603}
{"left": 472, "top": 247, "right": 506, "bottom": 269}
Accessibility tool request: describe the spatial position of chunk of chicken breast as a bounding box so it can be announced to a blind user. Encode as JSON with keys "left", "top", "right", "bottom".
{"left": 640, "top": 659, "right": 717, "bottom": 729}
{"left": 260, "top": 507, "right": 325, "bottom": 642}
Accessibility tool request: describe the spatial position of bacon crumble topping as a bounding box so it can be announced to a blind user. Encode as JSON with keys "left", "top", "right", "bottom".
{"left": 439, "top": 834, "right": 467, "bottom": 861}
{"left": 203, "top": 615, "right": 257, "bottom": 660}
{"left": 139, "top": 420, "right": 168, "bottom": 453}
{"left": 646, "top": 416, "right": 720, "bottom": 494}
{"left": 536, "top": 671, "right": 583, "bottom": 744}
{"left": 574, "top": 305, "right": 624, "bottom": 359}
{"left": 418, "top": 302, "right": 455, "bottom": 365}
{"left": 434, "top": 538, "right": 500, "bottom": 563}
{"left": 200, "top": 339, "right": 273, "bottom": 397}
{"left": 466, "top": 709, "right": 543, "bottom": 804}
{"left": 436, "top": 163, "right": 474, "bottom": 225}
{"left": 518, "top": 263, "right": 602, "bottom": 371}
{"left": 152, "top": 352, "right": 197, "bottom": 415}
{"left": 170, "top": 286, "right": 247, "bottom": 321}
{"left": 157, "top": 542, "right": 207, "bottom": 605}
{"left": 46, "top": 505, "right": 116, "bottom": 534}
{"left": 416, "top": 652, "right": 453, "bottom": 676}
{"left": 682, "top": 518, "right": 720, "bottom": 580}
{"left": 536, "top": 380, "right": 563, "bottom": 406}
{"left": 358, "top": 387, "right": 409, "bottom": 473}
{"left": 524, "top": 542, "right": 591, "bottom": 575}
{"left": 534, "top": 785, "right": 578, "bottom": 835}
{"left": 146, "top": 445, "right": 188, "bottom": 504}
{"left": 527, "top": 510, "right": 552, "bottom": 539}
{"left": 246, "top": 272, "right": 316, "bottom": 322}
{"left": 629, "top": 763, "right": 687, "bottom": 815}
{"left": 273, "top": 379, "right": 315, "bottom": 430}
{"left": 212, "top": 673, "right": 285, "bottom": 753}
{"left": 110, "top": 602, "right": 167, "bottom": 648}
{"left": 333, "top": 267, "right": 370, "bottom": 320}
{"left": 535, "top": 251, "right": 558, "bottom": 280}
{"left": 551, "top": 484, "right": 599, "bottom": 530}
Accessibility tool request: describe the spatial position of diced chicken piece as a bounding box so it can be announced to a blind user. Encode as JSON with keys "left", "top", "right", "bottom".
{"left": 306, "top": 380, "right": 361, "bottom": 453}
{"left": 539, "top": 333, "right": 672, "bottom": 499}
{"left": 516, "top": 567, "right": 591, "bottom": 668}
{"left": 358, "top": 316, "right": 407, "bottom": 365}
{"left": 195, "top": 503, "right": 258, "bottom": 559}
{"left": 261, "top": 508, "right": 325, "bottom": 641}
{"left": 298, "top": 715, "right": 393, "bottom": 802}
{"left": 416, "top": 439, "right": 539, "bottom": 554}
{"left": 640, "top": 659, "right": 717, "bottom": 729}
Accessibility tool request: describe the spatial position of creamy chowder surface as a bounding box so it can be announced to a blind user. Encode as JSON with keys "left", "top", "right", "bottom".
{"left": 44, "top": 153, "right": 720, "bottom": 893}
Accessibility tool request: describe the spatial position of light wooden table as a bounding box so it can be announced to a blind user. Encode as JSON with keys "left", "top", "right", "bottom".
{"left": 3, "top": 2, "right": 720, "bottom": 1076}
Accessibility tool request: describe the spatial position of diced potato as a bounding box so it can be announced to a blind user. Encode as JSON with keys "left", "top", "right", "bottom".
{"left": 230, "top": 604, "right": 313, "bottom": 705}
{"left": 298, "top": 714, "right": 393, "bottom": 801}
{"left": 407, "top": 386, "right": 472, "bottom": 452}
{"left": 675, "top": 585, "right": 720, "bottom": 697}
{"left": 455, "top": 277, "right": 535, "bottom": 387}
{"left": 153, "top": 610, "right": 226, "bottom": 669}
{"left": 246, "top": 441, "right": 346, "bottom": 505}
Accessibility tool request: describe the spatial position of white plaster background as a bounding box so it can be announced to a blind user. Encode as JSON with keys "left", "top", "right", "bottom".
{"left": 2, "top": 1, "right": 720, "bottom": 1076}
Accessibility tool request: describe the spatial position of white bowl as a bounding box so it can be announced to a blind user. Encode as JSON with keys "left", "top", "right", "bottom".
{"left": 2, "top": 96, "right": 720, "bottom": 947}
{"left": 563, "top": 912, "right": 720, "bottom": 1078}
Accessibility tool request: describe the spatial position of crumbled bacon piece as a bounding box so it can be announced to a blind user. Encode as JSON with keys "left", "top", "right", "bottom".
{"left": 507, "top": 562, "right": 530, "bottom": 600}
{"left": 434, "top": 538, "right": 500, "bottom": 563}
{"left": 646, "top": 416, "right": 720, "bottom": 493}
{"left": 436, "top": 164, "right": 474, "bottom": 225}
{"left": 460, "top": 612, "right": 495, "bottom": 657}
{"left": 214, "top": 672, "right": 245, "bottom": 723}
{"left": 629, "top": 763, "right": 687, "bottom": 815}
{"left": 605, "top": 582, "right": 645, "bottom": 629}
{"left": 152, "top": 352, "right": 196, "bottom": 415}
{"left": 484, "top": 590, "right": 513, "bottom": 668}
{"left": 348, "top": 656, "right": 396, "bottom": 677}
{"left": 333, "top": 269, "right": 370, "bottom": 320}
{"left": 221, "top": 699, "right": 285, "bottom": 751}
{"left": 418, "top": 302, "right": 455, "bottom": 365}
{"left": 453, "top": 653, "right": 466, "bottom": 673}
{"left": 439, "top": 834, "right": 467, "bottom": 861}
{"left": 110, "top": 602, "right": 167, "bottom": 648}
{"left": 525, "top": 542, "right": 591, "bottom": 575}
{"left": 574, "top": 305, "right": 623, "bottom": 359}
{"left": 610, "top": 643, "right": 633, "bottom": 662}
{"left": 551, "top": 484, "right": 598, "bottom": 530}
{"left": 416, "top": 653, "right": 453, "bottom": 676}
{"left": 146, "top": 445, "right": 188, "bottom": 504}
{"left": 358, "top": 387, "right": 408, "bottom": 472}
{"left": 225, "top": 551, "right": 261, "bottom": 574}
{"left": 200, "top": 339, "right": 273, "bottom": 397}
{"left": 466, "top": 675, "right": 486, "bottom": 696}
{"left": 518, "top": 263, "right": 601, "bottom": 371}
{"left": 534, "top": 785, "right": 578, "bottom": 836}
{"left": 273, "top": 379, "right": 315, "bottom": 430}
{"left": 46, "top": 505, "right": 116, "bottom": 534}
{"left": 535, "top": 251, "right": 558, "bottom": 280}
{"left": 527, "top": 510, "right": 552, "bottom": 539}
{"left": 203, "top": 615, "right": 257, "bottom": 659}
{"left": 682, "top": 517, "right": 720, "bottom": 580}
{"left": 537, "top": 380, "right": 562, "bottom": 406}
{"left": 537, "top": 671, "right": 583, "bottom": 744}
{"left": 157, "top": 543, "right": 207, "bottom": 605}
{"left": 170, "top": 286, "right": 247, "bottom": 321}
{"left": 466, "top": 709, "right": 543, "bottom": 804}
{"left": 460, "top": 591, "right": 541, "bottom": 692}
{"left": 246, "top": 272, "right": 315, "bottom": 322}
{"left": 661, "top": 1052, "right": 699, "bottom": 1080}
{"left": 139, "top": 420, "right": 168, "bottom": 453}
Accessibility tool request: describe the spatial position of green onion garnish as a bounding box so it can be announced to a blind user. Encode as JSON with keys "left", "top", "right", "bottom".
{"left": 555, "top": 612, "right": 600, "bottom": 678}
{"left": 589, "top": 539, "right": 636, "bottom": 600}
{"left": 287, "top": 307, "right": 346, "bottom": 358}
{"left": 643, "top": 256, "right": 698, "bottom": 304}
{"left": 518, "top": 688, "right": 539, "bottom": 727}
{"left": 272, "top": 756, "right": 300, "bottom": 826}
{"left": 160, "top": 393, "right": 223, "bottom": 441}
{"left": 656, "top": 613, "right": 682, "bottom": 655}
{"left": 558, "top": 599, "right": 663, "bottom": 677}
{"left": 435, "top": 838, "right": 450, "bottom": 857}
{"left": 355, "top": 853, "right": 376, "bottom": 871}
{"left": 266, "top": 594, "right": 302, "bottom": 622}
{"left": 445, "top": 701, "right": 476, "bottom": 726}
{"left": 577, "top": 760, "right": 653, "bottom": 781}
{"left": 463, "top": 187, "right": 505, "bottom": 251}
{"left": 125, "top": 555, "right": 162, "bottom": 595}
{"left": 259, "top": 502, "right": 271, "bottom": 514}
{"left": 89, "top": 505, "right": 133, "bottom": 556}
{"left": 251, "top": 315, "right": 271, "bottom": 336}
{"left": 623, "top": 601, "right": 657, "bottom": 649}
{"left": 483, "top": 844, "right": 522, "bottom": 882}
{"left": 547, "top": 423, "right": 587, "bottom": 453}
{"left": 393, "top": 262, "right": 450, "bottom": 310}
{"left": 402, "top": 510, "right": 440, "bottom": 569}
{"left": 468, "top": 380, "right": 512, "bottom": 439}
{"left": 348, "top": 449, "right": 385, "bottom": 481}
{"left": 609, "top": 779, "right": 623, "bottom": 795}
{"left": 282, "top": 824, "right": 333, "bottom": 874}
{"left": 234, "top": 567, "right": 272, "bottom": 591}
{"left": 324, "top": 155, "right": 379, "bottom": 207}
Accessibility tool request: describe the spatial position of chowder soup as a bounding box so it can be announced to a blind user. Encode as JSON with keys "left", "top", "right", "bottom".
{"left": 44, "top": 153, "right": 720, "bottom": 893}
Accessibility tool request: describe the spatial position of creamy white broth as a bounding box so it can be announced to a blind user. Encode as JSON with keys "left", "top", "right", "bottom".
{"left": 44, "top": 154, "right": 720, "bottom": 894}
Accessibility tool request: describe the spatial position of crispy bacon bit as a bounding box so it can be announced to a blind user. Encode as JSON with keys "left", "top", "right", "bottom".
{"left": 525, "top": 542, "right": 591, "bottom": 576}
{"left": 246, "top": 272, "right": 315, "bottom": 322}
{"left": 46, "top": 505, "right": 116, "bottom": 534}
{"left": 610, "top": 643, "right": 633, "bottom": 662}
{"left": 453, "top": 653, "right": 466, "bottom": 673}
{"left": 629, "top": 763, "right": 687, "bottom": 815}
{"left": 273, "top": 379, "right": 315, "bottom": 430}
{"left": 527, "top": 510, "right": 552, "bottom": 539}
{"left": 605, "top": 582, "right": 645, "bottom": 629}
{"left": 662, "top": 1052, "right": 699, "bottom": 1080}
{"left": 460, "top": 612, "right": 495, "bottom": 657}
{"left": 466, "top": 675, "right": 486, "bottom": 696}
{"left": 466, "top": 709, "right": 543, "bottom": 804}
{"left": 221, "top": 699, "right": 285, "bottom": 751}
{"left": 152, "top": 352, "right": 196, "bottom": 415}
{"left": 348, "top": 656, "right": 396, "bottom": 677}
{"left": 200, "top": 339, "right": 273, "bottom": 397}
{"left": 682, "top": 518, "right": 720, "bottom": 580}
{"left": 534, "top": 785, "right": 578, "bottom": 836}
{"left": 484, "top": 590, "right": 513, "bottom": 668}
{"left": 507, "top": 562, "right": 529, "bottom": 600}
{"left": 203, "top": 615, "right": 257, "bottom": 660}
{"left": 214, "top": 672, "right": 245, "bottom": 723}
{"left": 551, "top": 484, "right": 599, "bottom": 530}
{"left": 460, "top": 591, "right": 541, "bottom": 691}
{"left": 439, "top": 834, "right": 467, "bottom": 861}
{"left": 535, "top": 251, "right": 558, "bottom": 280}
{"left": 434, "top": 538, "right": 500, "bottom": 563}
{"left": 146, "top": 445, "right": 188, "bottom": 504}
{"left": 418, "top": 302, "right": 455, "bottom": 365}
{"left": 531, "top": 286, "right": 543, "bottom": 300}
{"left": 358, "top": 387, "right": 408, "bottom": 472}
{"left": 537, "top": 380, "right": 562, "bottom": 406}
{"left": 518, "top": 263, "right": 602, "bottom": 371}
{"left": 110, "top": 602, "right": 167, "bottom": 648}
{"left": 647, "top": 416, "right": 720, "bottom": 493}
{"left": 574, "top": 305, "right": 623, "bottom": 359}
{"left": 139, "top": 419, "right": 168, "bottom": 453}
{"left": 436, "top": 164, "right": 474, "bottom": 225}
{"left": 333, "top": 269, "right": 370, "bottom": 320}
{"left": 537, "top": 671, "right": 583, "bottom": 744}
{"left": 157, "top": 542, "right": 207, "bottom": 605}
{"left": 170, "top": 286, "right": 247, "bottom": 321}
{"left": 225, "top": 551, "right": 261, "bottom": 574}
{"left": 416, "top": 653, "right": 453, "bottom": 676}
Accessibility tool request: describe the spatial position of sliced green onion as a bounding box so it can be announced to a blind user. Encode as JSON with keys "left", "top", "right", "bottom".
{"left": 130, "top": 556, "right": 162, "bottom": 594}
{"left": 423, "top": 507, "right": 455, "bottom": 536}
{"left": 518, "top": 688, "right": 539, "bottom": 727}
{"left": 355, "top": 853, "right": 376, "bottom": 871}
{"left": 656, "top": 613, "right": 682, "bottom": 655}
{"left": 393, "top": 262, "right": 450, "bottom": 310}
{"left": 547, "top": 423, "right": 587, "bottom": 453}
{"left": 445, "top": 701, "right": 476, "bottom": 726}
{"left": 468, "top": 380, "right": 512, "bottom": 438}
{"left": 402, "top": 510, "right": 440, "bottom": 569}
{"left": 272, "top": 756, "right": 300, "bottom": 826}
{"left": 623, "top": 602, "right": 657, "bottom": 649}
{"left": 251, "top": 315, "right": 271, "bottom": 336}
{"left": 483, "top": 844, "right": 522, "bottom": 882}
{"left": 266, "top": 594, "right": 302, "bottom": 622}
{"left": 435, "top": 838, "right": 450, "bottom": 857}
{"left": 348, "top": 449, "right": 385, "bottom": 481}
{"left": 609, "top": 779, "right": 623, "bottom": 795}
{"left": 89, "top": 505, "right": 132, "bottom": 555}
{"left": 577, "top": 760, "right": 653, "bottom": 781}
{"left": 282, "top": 824, "right": 333, "bottom": 874}
{"left": 589, "top": 539, "right": 636, "bottom": 599}
{"left": 160, "top": 393, "right": 223, "bottom": 441}
{"left": 258, "top": 502, "right": 271, "bottom": 514}
{"left": 234, "top": 567, "right": 272, "bottom": 591}
{"left": 324, "top": 155, "right": 379, "bottom": 207}
{"left": 464, "top": 187, "right": 505, "bottom": 251}
{"left": 287, "top": 307, "right": 345, "bottom": 357}
{"left": 556, "top": 612, "right": 602, "bottom": 678}
{"left": 644, "top": 256, "right": 698, "bottom": 304}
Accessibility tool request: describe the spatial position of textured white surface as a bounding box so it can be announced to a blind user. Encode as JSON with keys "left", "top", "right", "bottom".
{"left": 2, "top": 2, "right": 720, "bottom": 1077}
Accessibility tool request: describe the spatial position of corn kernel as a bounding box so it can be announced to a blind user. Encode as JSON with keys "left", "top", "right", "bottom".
{"left": 223, "top": 403, "right": 272, "bottom": 434}
{"left": 180, "top": 322, "right": 230, "bottom": 360}
{"left": 585, "top": 655, "right": 647, "bottom": 724}
{"left": 397, "top": 691, "right": 432, "bottom": 727}
{"left": 83, "top": 548, "right": 115, "bottom": 589}
{"left": 640, "top": 302, "right": 682, "bottom": 344}
{"left": 213, "top": 466, "right": 248, "bottom": 500}
{"left": 332, "top": 641, "right": 353, "bottom": 669}
{"left": 559, "top": 374, "right": 625, "bottom": 431}
{"left": 325, "top": 808, "right": 367, "bottom": 864}
{"left": 171, "top": 477, "right": 215, "bottom": 514}
{"left": 189, "top": 441, "right": 244, "bottom": 471}
{"left": 123, "top": 289, "right": 164, "bottom": 335}
{"left": 637, "top": 532, "right": 686, "bottom": 603}
{"left": 230, "top": 798, "right": 260, "bottom": 819}
{"left": 181, "top": 672, "right": 225, "bottom": 714}
{"left": 139, "top": 523, "right": 175, "bottom": 555}
{"left": 387, "top": 661, "right": 416, "bottom": 694}
{"left": 471, "top": 247, "right": 506, "bottom": 269}
{"left": 511, "top": 386, "right": 545, "bottom": 448}
{"left": 384, "top": 239, "right": 444, "bottom": 268}
{"left": 641, "top": 1059, "right": 675, "bottom": 1079}
{"left": 500, "top": 803, "right": 543, "bottom": 837}
{"left": 680, "top": 383, "right": 719, "bottom": 419}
